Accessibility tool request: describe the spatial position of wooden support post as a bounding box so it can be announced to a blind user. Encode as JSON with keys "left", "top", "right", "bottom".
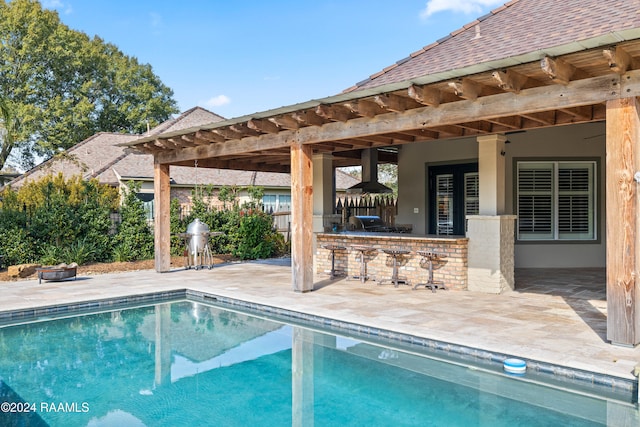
{"left": 291, "top": 141, "right": 314, "bottom": 292}
{"left": 154, "top": 161, "right": 171, "bottom": 272}
{"left": 606, "top": 97, "right": 640, "bottom": 346}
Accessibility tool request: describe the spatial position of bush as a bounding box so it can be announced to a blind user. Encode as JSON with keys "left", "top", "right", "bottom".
{"left": 0, "top": 227, "right": 36, "bottom": 265}
{"left": 0, "top": 174, "right": 118, "bottom": 266}
{"left": 113, "top": 181, "right": 154, "bottom": 261}
{"left": 235, "top": 210, "right": 277, "bottom": 260}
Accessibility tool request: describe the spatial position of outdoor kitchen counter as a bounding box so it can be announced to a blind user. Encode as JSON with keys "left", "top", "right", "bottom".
{"left": 316, "top": 232, "right": 468, "bottom": 290}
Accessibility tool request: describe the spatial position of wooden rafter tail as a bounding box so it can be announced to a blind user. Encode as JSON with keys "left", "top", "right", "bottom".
{"left": 408, "top": 84, "right": 442, "bottom": 107}
{"left": 603, "top": 46, "right": 632, "bottom": 74}
{"left": 291, "top": 110, "right": 326, "bottom": 126}
{"left": 374, "top": 93, "right": 420, "bottom": 112}
{"left": 269, "top": 115, "right": 300, "bottom": 130}
{"left": 247, "top": 118, "right": 281, "bottom": 134}
{"left": 315, "top": 104, "right": 353, "bottom": 122}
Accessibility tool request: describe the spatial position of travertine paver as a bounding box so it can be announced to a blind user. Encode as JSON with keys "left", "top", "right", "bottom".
{"left": 0, "top": 261, "right": 638, "bottom": 383}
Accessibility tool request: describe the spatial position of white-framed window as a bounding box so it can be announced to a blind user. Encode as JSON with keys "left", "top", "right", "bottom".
{"left": 516, "top": 161, "right": 596, "bottom": 241}
{"left": 262, "top": 194, "right": 291, "bottom": 213}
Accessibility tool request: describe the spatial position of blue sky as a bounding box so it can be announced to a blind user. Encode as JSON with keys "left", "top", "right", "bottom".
{"left": 42, "top": 0, "right": 505, "bottom": 120}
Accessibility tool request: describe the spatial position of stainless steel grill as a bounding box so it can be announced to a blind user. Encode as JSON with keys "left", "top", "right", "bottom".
{"left": 348, "top": 215, "right": 411, "bottom": 233}
{"left": 350, "top": 215, "right": 389, "bottom": 232}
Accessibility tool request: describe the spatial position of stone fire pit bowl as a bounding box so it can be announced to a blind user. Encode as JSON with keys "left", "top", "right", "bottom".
{"left": 36, "top": 263, "right": 78, "bottom": 284}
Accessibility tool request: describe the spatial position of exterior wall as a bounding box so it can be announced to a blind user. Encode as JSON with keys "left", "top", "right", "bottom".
{"left": 316, "top": 233, "right": 468, "bottom": 290}
{"left": 505, "top": 122, "right": 606, "bottom": 268}
{"left": 397, "top": 138, "right": 478, "bottom": 234}
{"left": 396, "top": 121, "right": 606, "bottom": 269}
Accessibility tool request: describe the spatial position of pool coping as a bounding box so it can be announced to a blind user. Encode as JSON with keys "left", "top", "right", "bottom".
{"left": 0, "top": 288, "right": 637, "bottom": 404}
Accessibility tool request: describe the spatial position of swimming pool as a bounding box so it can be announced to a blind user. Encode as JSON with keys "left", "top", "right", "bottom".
{"left": 0, "top": 297, "right": 637, "bottom": 426}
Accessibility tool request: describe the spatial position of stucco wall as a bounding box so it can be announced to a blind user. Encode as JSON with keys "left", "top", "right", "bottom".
{"left": 397, "top": 121, "right": 606, "bottom": 268}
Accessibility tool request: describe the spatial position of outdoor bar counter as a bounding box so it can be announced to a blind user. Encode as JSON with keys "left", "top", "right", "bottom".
{"left": 316, "top": 232, "right": 468, "bottom": 290}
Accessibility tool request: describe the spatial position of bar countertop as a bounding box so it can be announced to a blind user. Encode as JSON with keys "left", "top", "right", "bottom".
{"left": 316, "top": 231, "right": 468, "bottom": 241}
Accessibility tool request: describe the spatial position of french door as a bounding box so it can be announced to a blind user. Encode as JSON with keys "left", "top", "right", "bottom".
{"left": 428, "top": 163, "right": 478, "bottom": 235}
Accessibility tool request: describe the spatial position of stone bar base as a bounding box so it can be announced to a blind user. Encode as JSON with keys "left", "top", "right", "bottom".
{"left": 466, "top": 215, "right": 517, "bottom": 294}
{"left": 316, "top": 233, "right": 468, "bottom": 290}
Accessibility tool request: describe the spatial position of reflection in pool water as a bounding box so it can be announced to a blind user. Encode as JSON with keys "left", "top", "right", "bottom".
{"left": 0, "top": 300, "right": 636, "bottom": 426}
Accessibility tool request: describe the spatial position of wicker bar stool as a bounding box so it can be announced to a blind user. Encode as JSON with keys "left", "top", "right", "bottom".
{"left": 379, "top": 247, "right": 411, "bottom": 287}
{"left": 413, "top": 250, "right": 447, "bottom": 292}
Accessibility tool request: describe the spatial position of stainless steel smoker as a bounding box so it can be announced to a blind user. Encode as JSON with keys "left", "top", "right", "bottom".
{"left": 178, "top": 218, "right": 222, "bottom": 270}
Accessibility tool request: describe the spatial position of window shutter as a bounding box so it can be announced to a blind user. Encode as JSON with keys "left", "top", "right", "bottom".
{"left": 518, "top": 166, "right": 553, "bottom": 239}
{"left": 436, "top": 174, "right": 454, "bottom": 235}
{"left": 464, "top": 172, "right": 479, "bottom": 216}
{"left": 558, "top": 166, "right": 593, "bottom": 238}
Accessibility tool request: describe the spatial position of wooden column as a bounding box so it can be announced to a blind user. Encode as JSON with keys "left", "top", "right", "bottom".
{"left": 290, "top": 141, "right": 314, "bottom": 292}
{"left": 606, "top": 97, "right": 640, "bottom": 346}
{"left": 154, "top": 160, "right": 171, "bottom": 272}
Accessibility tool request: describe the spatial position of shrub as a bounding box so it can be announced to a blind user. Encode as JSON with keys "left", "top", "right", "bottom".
{"left": 60, "top": 237, "right": 97, "bottom": 265}
{"left": 113, "top": 181, "right": 154, "bottom": 261}
{"left": 0, "top": 227, "right": 36, "bottom": 265}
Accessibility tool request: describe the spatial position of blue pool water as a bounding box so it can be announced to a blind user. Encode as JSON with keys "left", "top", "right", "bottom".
{"left": 0, "top": 300, "right": 637, "bottom": 426}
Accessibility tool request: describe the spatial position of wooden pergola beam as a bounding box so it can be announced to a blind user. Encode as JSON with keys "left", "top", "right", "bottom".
{"left": 153, "top": 71, "right": 639, "bottom": 165}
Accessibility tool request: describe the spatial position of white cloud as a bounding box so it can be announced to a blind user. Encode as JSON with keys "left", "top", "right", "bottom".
{"left": 149, "top": 12, "right": 163, "bottom": 28}
{"left": 41, "top": 0, "right": 73, "bottom": 14}
{"left": 204, "top": 95, "right": 231, "bottom": 108}
{"left": 420, "top": 0, "right": 504, "bottom": 19}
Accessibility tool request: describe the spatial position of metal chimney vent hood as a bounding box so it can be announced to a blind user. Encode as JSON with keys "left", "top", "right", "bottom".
{"left": 346, "top": 148, "right": 393, "bottom": 194}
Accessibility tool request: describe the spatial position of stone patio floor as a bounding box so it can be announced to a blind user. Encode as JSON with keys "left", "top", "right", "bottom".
{"left": 0, "top": 260, "right": 638, "bottom": 386}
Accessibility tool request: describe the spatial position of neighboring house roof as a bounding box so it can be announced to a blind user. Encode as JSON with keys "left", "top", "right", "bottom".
{"left": 112, "top": 151, "right": 359, "bottom": 189}
{"left": 147, "top": 106, "right": 225, "bottom": 136}
{"left": 347, "top": 0, "right": 640, "bottom": 92}
{"left": 6, "top": 106, "right": 359, "bottom": 190}
{"left": 7, "top": 132, "right": 139, "bottom": 188}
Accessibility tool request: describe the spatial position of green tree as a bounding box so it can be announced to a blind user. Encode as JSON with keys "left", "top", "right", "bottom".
{"left": 0, "top": 0, "right": 178, "bottom": 170}
{"left": 0, "top": 97, "right": 18, "bottom": 170}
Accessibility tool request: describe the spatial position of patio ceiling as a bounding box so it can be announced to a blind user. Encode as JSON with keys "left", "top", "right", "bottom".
{"left": 125, "top": 38, "right": 640, "bottom": 173}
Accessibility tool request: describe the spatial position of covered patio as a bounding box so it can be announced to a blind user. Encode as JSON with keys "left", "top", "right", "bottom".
{"left": 124, "top": 3, "right": 640, "bottom": 346}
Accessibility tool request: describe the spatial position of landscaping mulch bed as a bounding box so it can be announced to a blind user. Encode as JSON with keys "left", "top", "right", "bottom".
{"left": 0, "top": 255, "right": 234, "bottom": 282}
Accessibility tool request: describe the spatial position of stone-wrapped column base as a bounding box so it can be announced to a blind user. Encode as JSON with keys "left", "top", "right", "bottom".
{"left": 466, "top": 215, "right": 517, "bottom": 293}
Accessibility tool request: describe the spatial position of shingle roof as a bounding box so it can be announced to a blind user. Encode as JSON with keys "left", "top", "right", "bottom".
{"left": 348, "top": 0, "right": 640, "bottom": 91}
{"left": 111, "top": 152, "right": 358, "bottom": 189}
{"left": 147, "top": 106, "right": 225, "bottom": 135}
{"left": 7, "top": 133, "right": 139, "bottom": 188}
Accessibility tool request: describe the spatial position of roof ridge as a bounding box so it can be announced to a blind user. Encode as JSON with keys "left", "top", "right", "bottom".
{"left": 147, "top": 106, "right": 226, "bottom": 136}
{"left": 344, "top": 0, "right": 520, "bottom": 93}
